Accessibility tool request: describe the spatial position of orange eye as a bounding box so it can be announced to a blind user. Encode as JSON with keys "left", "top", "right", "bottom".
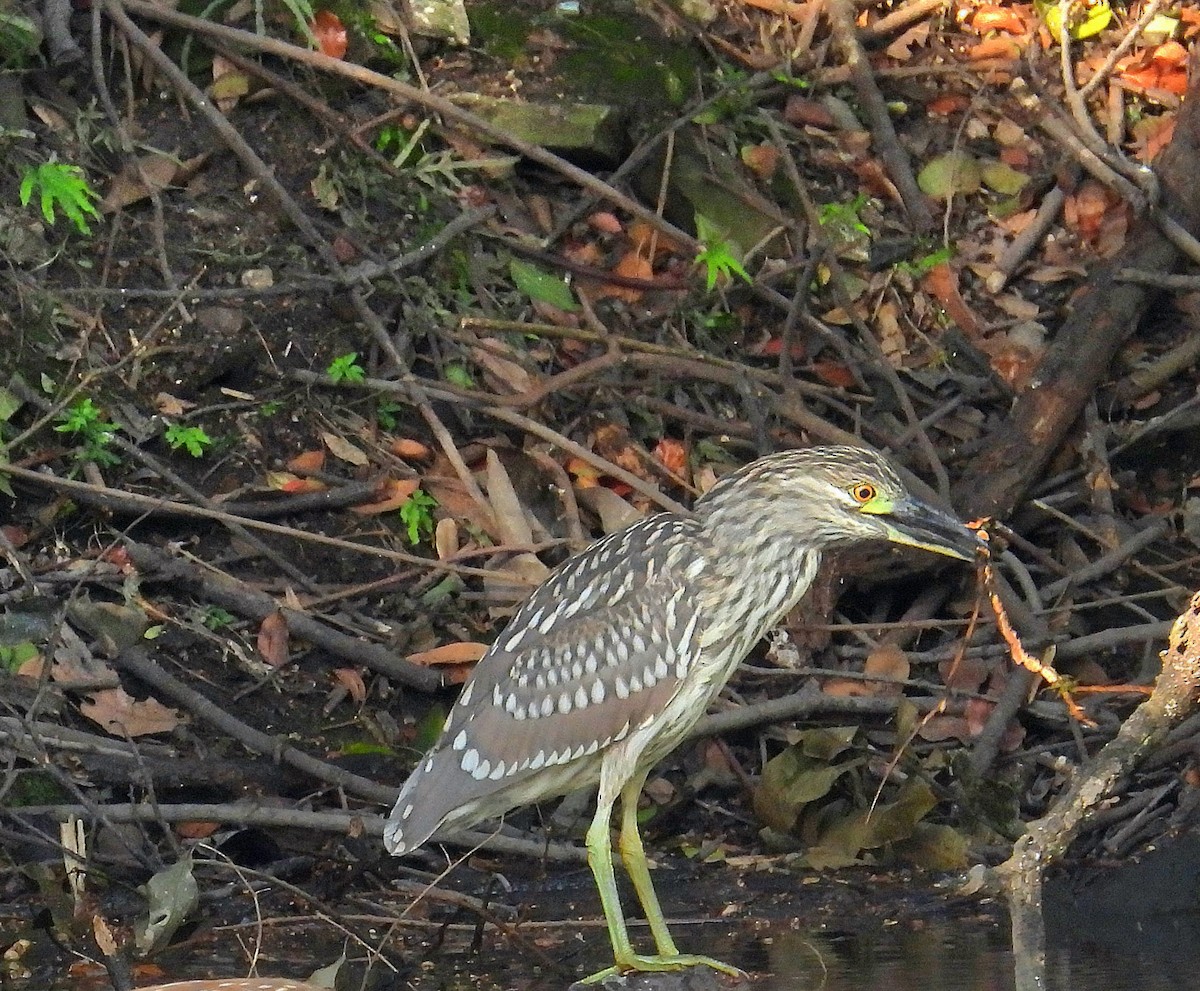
{"left": 850, "top": 482, "right": 877, "bottom": 504}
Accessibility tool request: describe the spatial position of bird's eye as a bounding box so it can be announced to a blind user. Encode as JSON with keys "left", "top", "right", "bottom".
{"left": 850, "top": 482, "right": 877, "bottom": 504}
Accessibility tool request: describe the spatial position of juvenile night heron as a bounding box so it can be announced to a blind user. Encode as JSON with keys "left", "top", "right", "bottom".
{"left": 384, "top": 446, "right": 979, "bottom": 980}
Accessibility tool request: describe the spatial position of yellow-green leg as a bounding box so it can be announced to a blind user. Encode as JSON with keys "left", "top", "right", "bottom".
{"left": 579, "top": 766, "right": 743, "bottom": 983}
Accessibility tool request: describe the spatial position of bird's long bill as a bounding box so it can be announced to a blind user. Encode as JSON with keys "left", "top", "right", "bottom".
{"left": 880, "top": 496, "right": 983, "bottom": 561}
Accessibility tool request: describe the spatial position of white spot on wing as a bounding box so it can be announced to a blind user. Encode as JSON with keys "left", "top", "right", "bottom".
{"left": 461, "top": 748, "right": 479, "bottom": 774}
{"left": 473, "top": 758, "right": 491, "bottom": 780}
{"left": 453, "top": 730, "right": 467, "bottom": 751}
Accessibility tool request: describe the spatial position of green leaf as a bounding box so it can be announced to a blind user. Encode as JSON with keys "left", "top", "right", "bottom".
{"left": 510, "top": 259, "right": 579, "bottom": 312}
{"left": 917, "top": 152, "right": 982, "bottom": 200}
{"left": 18, "top": 162, "right": 101, "bottom": 235}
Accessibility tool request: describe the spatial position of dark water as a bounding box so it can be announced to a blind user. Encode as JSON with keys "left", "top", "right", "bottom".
{"left": 748, "top": 913, "right": 1200, "bottom": 991}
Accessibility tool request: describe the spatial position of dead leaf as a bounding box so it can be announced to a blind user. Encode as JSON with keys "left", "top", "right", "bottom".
{"left": 406, "top": 642, "right": 488, "bottom": 667}
{"left": 321, "top": 431, "right": 369, "bottom": 467}
{"left": 287, "top": 450, "right": 326, "bottom": 474}
{"left": 653, "top": 438, "right": 688, "bottom": 478}
{"left": 350, "top": 477, "right": 420, "bottom": 515}
{"left": 485, "top": 450, "right": 535, "bottom": 546}
{"left": 389, "top": 438, "right": 432, "bottom": 460}
{"left": 154, "top": 393, "right": 195, "bottom": 417}
{"left": 100, "top": 152, "right": 208, "bottom": 213}
{"left": 80, "top": 688, "right": 184, "bottom": 737}
{"left": 256, "top": 611, "right": 289, "bottom": 668}
{"left": 875, "top": 301, "right": 907, "bottom": 367}
{"left": 921, "top": 262, "right": 984, "bottom": 338}
{"left": 333, "top": 667, "right": 367, "bottom": 704}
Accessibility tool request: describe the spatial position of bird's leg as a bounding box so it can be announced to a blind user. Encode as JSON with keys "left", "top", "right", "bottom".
{"left": 583, "top": 772, "right": 743, "bottom": 981}
{"left": 584, "top": 783, "right": 639, "bottom": 973}
{"left": 616, "top": 769, "right": 679, "bottom": 956}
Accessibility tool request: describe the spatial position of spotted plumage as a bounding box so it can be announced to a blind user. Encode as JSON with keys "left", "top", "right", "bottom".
{"left": 383, "top": 445, "right": 980, "bottom": 981}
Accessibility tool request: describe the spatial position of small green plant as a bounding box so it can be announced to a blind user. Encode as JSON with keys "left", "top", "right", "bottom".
{"left": 54, "top": 398, "right": 121, "bottom": 465}
{"left": 0, "top": 641, "right": 38, "bottom": 672}
{"left": 201, "top": 607, "right": 235, "bottom": 630}
{"left": 164, "top": 423, "right": 213, "bottom": 457}
{"left": 818, "top": 194, "right": 871, "bottom": 238}
{"left": 377, "top": 400, "right": 405, "bottom": 432}
{"left": 444, "top": 363, "right": 475, "bottom": 389}
{"left": 258, "top": 400, "right": 283, "bottom": 416}
{"left": 694, "top": 215, "right": 752, "bottom": 292}
{"left": 328, "top": 352, "right": 366, "bottom": 383}
{"left": 20, "top": 161, "right": 101, "bottom": 235}
{"left": 399, "top": 488, "right": 438, "bottom": 545}
{"left": 894, "top": 245, "right": 954, "bottom": 278}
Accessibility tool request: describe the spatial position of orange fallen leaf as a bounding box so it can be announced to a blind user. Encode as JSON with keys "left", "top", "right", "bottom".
{"left": 390, "top": 438, "right": 432, "bottom": 460}
{"left": 312, "top": 10, "right": 348, "bottom": 59}
{"left": 653, "top": 438, "right": 688, "bottom": 477}
{"left": 927, "top": 94, "right": 970, "bottom": 115}
{"left": 406, "top": 642, "right": 489, "bottom": 666}
{"left": 921, "top": 262, "right": 984, "bottom": 339}
{"left": 288, "top": 450, "right": 326, "bottom": 473}
{"left": 350, "top": 477, "right": 420, "bottom": 515}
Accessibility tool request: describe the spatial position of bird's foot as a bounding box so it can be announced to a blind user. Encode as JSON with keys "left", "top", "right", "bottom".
{"left": 579, "top": 953, "right": 745, "bottom": 985}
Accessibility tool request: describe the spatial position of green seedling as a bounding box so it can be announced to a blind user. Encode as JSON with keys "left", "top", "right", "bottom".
{"left": 55, "top": 398, "right": 120, "bottom": 465}
{"left": 164, "top": 424, "right": 213, "bottom": 457}
{"left": 399, "top": 488, "right": 438, "bottom": 545}
{"left": 20, "top": 161, "right": 101, "bottom": 235}
{"left": 328, "top": 352, "right": 366, "bottom": 383}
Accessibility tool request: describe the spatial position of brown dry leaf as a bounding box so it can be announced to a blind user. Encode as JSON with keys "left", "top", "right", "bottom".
{"left": 591, "top": 423, "right": 648, "bottom": 482}
{"left": 210, "top": 55, "right": 250, "bottom": 111}
{"left": 921, "top": 262, "right": 984, "bottom": 339}
{"left": 265, "top": 472, "right": 326, "bottom": 494}
{"left": 100, "top": 152, "right": 208, "bottom": 213}
{"left": 287, "top": 450, "right": 326, "bottom": 473}
{"left": 588, "top": 211, "right": 624, "bottom": 234}
{"left": 321, "top": 431, "right": 369, "bottom": 467}
{"left": 1131, "top": 114, "right": 1176, "bottom": 164}
{"left": 175, "top": 821, "right": 220, "bottom": 840}
{"left": 390, "top": 438, "right": 432, "bottom": 460}
{"left": 80, "top": 688, "right": 184, "bottom": 737}
{"left": 864, "top": 644, "right": 909, "bottom": 692}
{"left": 406, "top": 642, "right": 489, "bottom": 666}
{"left": 472, "top": 341, "right": 535, "bottom": 395}
{"left": 653, "top": 438, "right": 688, "bottom": 477}
{"left": 596, "top": 250, "right": 654, "bottom": 304}
{"left": 875, "top": 301, "right": 907, "bottom": 367}
{"left": 434, "top": 517, "right": 460, "bottom": 560}
{"left": 407, "top": 642, "right": 487, "bottom": 685}
{"left": 351, "top": 477, "right": 420, "bottom": 515}
{"left": 154, "top": 393, "right": 195, "bottom": 417}
{"left": 885, "top": 22, "right": 929, "bottom": 61}
{"left": 257, "top": 611, "right": 289, "bottom": 669}
{"left": 423, "top": 472, "right": 498, "bottom": 538}
{"left": 486, "top": 449, "right": 535, "bottom": 546}
{"left": 333, "top": 667, "right": 367, "bottom": 704}
{"left": 741, "top": 143, "right": 779, "bottom": 180}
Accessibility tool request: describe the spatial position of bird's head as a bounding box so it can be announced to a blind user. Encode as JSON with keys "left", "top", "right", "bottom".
{"left": 697, "top": 446, "right": 983, "bottom": 562}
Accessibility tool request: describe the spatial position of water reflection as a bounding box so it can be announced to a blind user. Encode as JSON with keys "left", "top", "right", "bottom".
{"left": 753, "top": 913, "right": 1200, "bottom": 991}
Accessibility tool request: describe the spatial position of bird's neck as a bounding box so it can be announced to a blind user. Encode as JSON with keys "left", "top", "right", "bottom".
{"left": 695, "top": 522, "right": 823, "bottom": 661}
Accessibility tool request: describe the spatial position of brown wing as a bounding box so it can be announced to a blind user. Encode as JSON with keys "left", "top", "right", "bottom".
{"left": 384, "top": 516, "right": 708, "bottom": 855}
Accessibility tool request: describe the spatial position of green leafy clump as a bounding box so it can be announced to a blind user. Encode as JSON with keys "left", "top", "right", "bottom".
{"left": 399, "top": 488, "right": 438, "bottom": 545}
{"left": 694, "top": 215, "right": 751, "bottom": 292}
{"left": 55, "top": 398, "right": 121, "bottom": 465}
{"left": 327, "top": 352, "right": 366, "bottom": 383}
{"left": 20, "top": 161, "right": 101, "bottom": 234}
{"left": 164, "top": 424, "right": 213, "bottom": 457}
